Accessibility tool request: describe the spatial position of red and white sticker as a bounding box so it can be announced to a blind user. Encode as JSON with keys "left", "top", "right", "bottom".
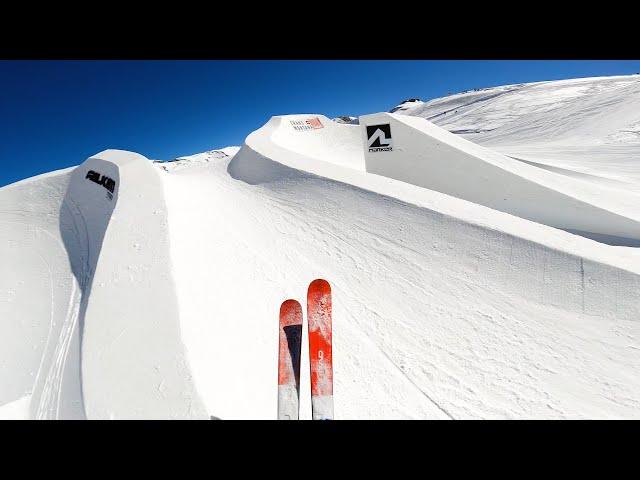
{"left": 290, "top": 117, "right": 324, "bottom": 131}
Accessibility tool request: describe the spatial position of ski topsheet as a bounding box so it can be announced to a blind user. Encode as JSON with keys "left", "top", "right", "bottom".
{"left": 278, "top": 299, "right": 303, "bottom": 420}
{"left": 307, "top": 279, "right": 334, "bottom": 420}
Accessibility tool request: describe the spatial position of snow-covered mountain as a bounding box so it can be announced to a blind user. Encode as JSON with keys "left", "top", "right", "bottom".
{"left": 2, "top": 75, "right": 640, "bottom": 419}
{"left": 395, "top": 75, "right": 640, "bottom": 186}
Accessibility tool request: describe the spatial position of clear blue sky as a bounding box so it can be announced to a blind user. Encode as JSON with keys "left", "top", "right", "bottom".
{"left": 2, "top": 60, "right": 640, "bottom": 187}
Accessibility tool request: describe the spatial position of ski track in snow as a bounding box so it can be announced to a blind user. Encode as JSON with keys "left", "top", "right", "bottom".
{"left": 0, "top": 218, "right": 58, "bottom": 413}
{"left": 0, "top": 197, "right": 80, "bottom": 419}
{"left": 35, "top": 197, "right": 87, "bottom": 419}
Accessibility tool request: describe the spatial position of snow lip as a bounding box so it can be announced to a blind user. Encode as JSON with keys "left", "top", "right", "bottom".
{"left": 362, "top": 112, "right": 640, "bottom": 240}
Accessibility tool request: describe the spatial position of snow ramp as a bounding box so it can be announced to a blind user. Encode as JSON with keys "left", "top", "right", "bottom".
{"left": 54, "top": 150, "right": 206, "bottom": 419}
{"left": 361, "top": 113, "right": 640, "bottom": 245}
{"left": 242, "top": 113, "right": 640, "bottom": 245}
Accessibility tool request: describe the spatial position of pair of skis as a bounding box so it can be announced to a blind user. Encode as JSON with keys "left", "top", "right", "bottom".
{"left": 278, "top": 279, "right": 333, "bottom": 420}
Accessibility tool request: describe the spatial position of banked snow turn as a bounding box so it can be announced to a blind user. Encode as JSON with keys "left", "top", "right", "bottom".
{"left": 72, "top": 150, "right": 207, "bottom": 419}
{"left": 246, "top": 113, "right": 640, "bottom": 246}
{"left": 1, "top": 150, "right": 207, "bottom": 419}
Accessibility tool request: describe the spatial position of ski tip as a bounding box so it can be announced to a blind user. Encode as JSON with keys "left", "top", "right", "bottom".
{"left": 280, "top": 299, "right": 302, "bottom": 317}
{"left": 308, "top": 278, "right": 331, "bottom": 294}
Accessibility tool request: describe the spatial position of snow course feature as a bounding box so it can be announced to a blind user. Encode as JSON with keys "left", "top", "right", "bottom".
{"left": 60, "top": 150, "right": 207, "bottom": 419}
{"left": 241, "top": 114, "right": 640, "bottom": 323}
{"left": 361, "top": 113, "right": 640, "bottom": 246}
{"left": 239, "top": 112, "right": 640, "bottom": 245}
{"left": 28, "top": 155, "right": 120, "bottom": 419}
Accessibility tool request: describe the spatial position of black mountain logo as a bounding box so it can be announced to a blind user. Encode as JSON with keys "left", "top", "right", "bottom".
{"left": 366, "top": 124, "right": 393, "bottom": 151}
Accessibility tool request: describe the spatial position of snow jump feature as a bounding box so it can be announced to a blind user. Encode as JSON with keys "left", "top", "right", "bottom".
{"left": 61, "top": 150, "right": 207, "bottom": 419}
{"left": 245, "top": 112, "right": 640, "bottom": 245}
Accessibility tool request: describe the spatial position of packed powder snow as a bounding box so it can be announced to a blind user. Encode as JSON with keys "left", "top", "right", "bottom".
{"left": 1, "top": 75, "right": 640, "bottom": 419}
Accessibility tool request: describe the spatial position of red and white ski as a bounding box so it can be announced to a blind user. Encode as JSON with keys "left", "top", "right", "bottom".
{"left": 307, "top": 279, "right": 333, "bottom": 420}
{"left": 278, "top": 299, "right": 303, "bottom": 420}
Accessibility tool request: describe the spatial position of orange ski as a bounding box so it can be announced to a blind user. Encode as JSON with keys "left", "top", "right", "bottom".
{"left": 307, "top": 279, "right": 333, "bottom": 420}
{"left": 278, "top": 299, "right": 303, "bottom": 420}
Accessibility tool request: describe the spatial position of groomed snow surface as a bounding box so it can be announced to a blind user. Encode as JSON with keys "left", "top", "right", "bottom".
{"left": 2, "top": 75, "right": 640, "bottom": 419}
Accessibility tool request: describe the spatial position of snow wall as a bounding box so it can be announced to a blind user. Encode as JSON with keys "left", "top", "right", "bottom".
{"left": 34, "top": 150, "right": 207, "bottom": 419}
{"left": 244, "top": 113, "right": 640, "bottom": 245}
{"left": 360, "top": 113, "right": 640, "bottom": 245}
{"left": 242, "top": 114, "right": 640, "bottom": 323}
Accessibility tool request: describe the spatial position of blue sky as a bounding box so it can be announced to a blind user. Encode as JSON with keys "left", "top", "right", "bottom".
{"left": 2, "top": 60, "right": 640, "bottom": 187}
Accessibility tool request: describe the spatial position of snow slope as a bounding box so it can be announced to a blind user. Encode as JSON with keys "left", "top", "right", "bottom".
{"left": 0, "top": 151, "right": 206, "bottom": 419}
{"left": 0, "top": 167, "right": 75, "bottom": 417}
{"left": 398, "top": 75, "right": 640, "bottom": 187}
{"left": 167, "top": 143, "right": 640, "bottom": 419}
{"left": 2, "top": 74, "right": 640, "bottom": 419}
